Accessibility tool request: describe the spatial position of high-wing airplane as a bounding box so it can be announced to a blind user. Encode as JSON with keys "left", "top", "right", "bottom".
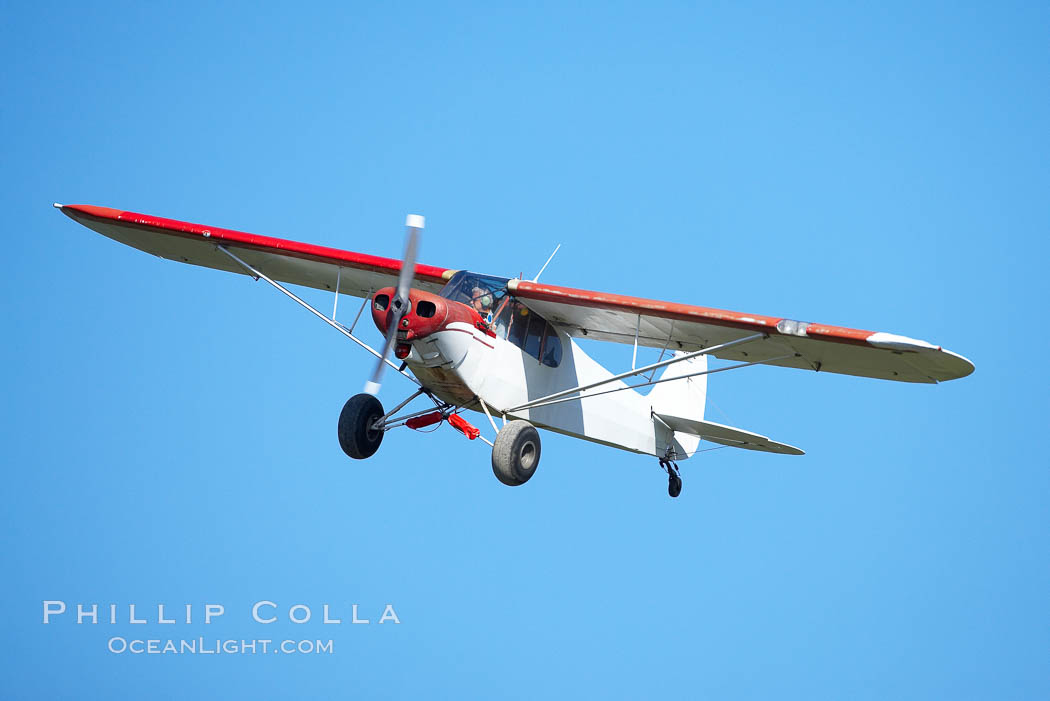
{"left": 55, "top": 203, "right": 974, "bottom": 497}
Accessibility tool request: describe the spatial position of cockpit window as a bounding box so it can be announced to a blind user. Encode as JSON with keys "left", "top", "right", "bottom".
{"left": 438, "top": 271, "right": 510, "bottom": 322}
{"left": 492, "top": 298, "right": 563, "bottom": 368}
{"left": 439, "top": 271, "right": 562, "bottom": 368}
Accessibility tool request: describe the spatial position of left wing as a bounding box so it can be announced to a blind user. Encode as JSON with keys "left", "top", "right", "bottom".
{"left": 55, "top": 204, "right": 453, "bottom": 298}
{"left": 508, "top": 279, "right": 974, "bottom": 384}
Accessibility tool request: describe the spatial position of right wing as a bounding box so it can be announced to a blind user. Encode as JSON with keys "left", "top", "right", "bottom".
{"left": 55, "top": 204, "right": 454, "bottom": 298}
{"left": 509, "top": 279, "right": 974, "bottom": 384}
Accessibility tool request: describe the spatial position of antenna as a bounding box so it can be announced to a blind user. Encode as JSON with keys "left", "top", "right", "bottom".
{"left": 532, "top": 244, "right": 562, "bottom": 283}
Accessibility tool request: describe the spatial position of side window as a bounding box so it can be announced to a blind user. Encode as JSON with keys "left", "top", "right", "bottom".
{"left": 495, "top": 299, "right": 562, "bottom": 368}
{"left": 506, "top": 304, "right": 530, "bottom": 348}
{"left": 524, "top": 314, "right": 544, "bottom": 358}
{"left": 540, "top": 325, "right": 562, "bottom": 368}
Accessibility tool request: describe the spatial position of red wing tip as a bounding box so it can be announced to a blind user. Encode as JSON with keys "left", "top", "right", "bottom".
{"left": 54, "top": 203, "right": 125, "bottom": 219}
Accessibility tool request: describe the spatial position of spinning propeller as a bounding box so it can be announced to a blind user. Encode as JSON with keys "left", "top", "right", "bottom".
{"left": 363, "top": 214, "right": 425, "bottom": 396}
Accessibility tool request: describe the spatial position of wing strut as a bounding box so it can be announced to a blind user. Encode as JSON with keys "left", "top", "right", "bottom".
{"left": 648, "top": 320, "right": 676, "bottom": 381}
{"left": 332, "top": 267, "right": 341, "bottom": 320}
{"left": 215, "top": 245, "right": 419, "bottom": 387}
{"left": 517, "top": 354, "right": 793, "bottom": 412}
{"left": 632, "top": 313, "right": 641, "bottom": 370}
{"left": 507, "top": 333, "right": 768, "bottom": 412}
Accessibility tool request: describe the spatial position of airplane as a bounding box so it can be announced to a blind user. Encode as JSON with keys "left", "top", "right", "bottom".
{"left": 55, "top": 203, "right": 975, "bottom": 497}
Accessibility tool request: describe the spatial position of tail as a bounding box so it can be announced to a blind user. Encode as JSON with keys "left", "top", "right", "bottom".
{"left": 648, "top": 351, "right": 805, "bottom": 457}
{"left": 647, "top": 352, "right": 706, "bottom": 459}
{"left": 648, "top": 351, "right": 707, "bottom": 421}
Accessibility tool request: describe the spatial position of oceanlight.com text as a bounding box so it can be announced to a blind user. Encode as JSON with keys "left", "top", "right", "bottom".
{"left": 107, "top": 637, "right": 334, "bottom": 655}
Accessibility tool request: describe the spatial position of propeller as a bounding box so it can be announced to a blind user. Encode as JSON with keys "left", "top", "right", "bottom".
{"left": 363, "top": 214, "right": 424, "bottom": 395}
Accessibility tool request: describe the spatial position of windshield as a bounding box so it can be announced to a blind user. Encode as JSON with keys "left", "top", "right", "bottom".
{"left": 439, "top": 271, "right": 562, "bottom": 368}
{"left": 438, "top": 271, "right": 510, "bottom": 321}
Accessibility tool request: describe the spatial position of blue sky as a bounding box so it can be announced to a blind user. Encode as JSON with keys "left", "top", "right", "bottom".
{"left": 2, "top": 1, "right": 1047, "bottom": 698}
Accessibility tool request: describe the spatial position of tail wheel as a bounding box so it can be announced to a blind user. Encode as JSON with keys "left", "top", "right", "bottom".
{"left": 660, "top": 457, "right": 683, "bottom": 498}
{"left": 668, "top": 471, "right": 682, "bottom": 498}
{"left": 491, "top": 420, "right": 541, "bottom": 486}
{"left": 338, "top": 393, "right": 385, "bottom": 459}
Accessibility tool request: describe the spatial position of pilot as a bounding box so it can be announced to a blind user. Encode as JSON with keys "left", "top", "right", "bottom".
{"left": 471, "top": 284, "right": 494, "bottom": 320}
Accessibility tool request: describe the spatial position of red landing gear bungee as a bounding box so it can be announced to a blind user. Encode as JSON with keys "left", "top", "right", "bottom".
{"left": 336, "top": 388, "right": 542, "bottom": 488}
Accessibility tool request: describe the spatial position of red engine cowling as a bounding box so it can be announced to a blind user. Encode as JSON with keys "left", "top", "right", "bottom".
{"left": 370, "top": 287, "right": 488, "bottom": 351}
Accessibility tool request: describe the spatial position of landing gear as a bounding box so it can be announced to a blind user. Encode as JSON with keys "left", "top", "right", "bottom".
{"left": 492, "top": 420, "right": 541, "bottom": 486}
{"left": 668, "top": 471, "right": 682, "bottom": 498}
{"left": 338, "top": 393, "right": 385, "bottom": 459}
{"left": 660, "top": 458, "right": 682, "bottom": 498}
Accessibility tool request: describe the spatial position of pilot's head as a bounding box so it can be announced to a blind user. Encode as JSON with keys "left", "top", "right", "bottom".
{"left": 471, "top": 285, "right": 493, "bottom": 315}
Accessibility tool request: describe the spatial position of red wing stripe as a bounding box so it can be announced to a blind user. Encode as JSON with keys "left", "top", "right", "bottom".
{"left": 59, "top": 204, "right": 452, "bottom": 285}
{"left": 804, "top": 323, "right": 876, "bottom": 343}
{"left": 512, "top": 280, "right": 876, "bottom": 347}
{"left": 60, "top": 205, "right": 880, "bottom": 349}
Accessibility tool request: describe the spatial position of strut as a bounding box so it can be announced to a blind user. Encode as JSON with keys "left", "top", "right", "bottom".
{"left": 659, "top": 458, "right": 683, "bottom": 498}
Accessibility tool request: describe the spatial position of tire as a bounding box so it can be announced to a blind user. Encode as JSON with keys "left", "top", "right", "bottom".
{"left": 491, "top": 420, "right": 541, "bottom": 486}
{"left": 668, "top": 473, "right": 682, "bottom": 498}
{"left": 338, "top": 394, "right": 385, "bottom": 459}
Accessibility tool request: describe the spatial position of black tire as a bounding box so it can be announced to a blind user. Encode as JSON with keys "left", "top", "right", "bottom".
{"left": 338, "top": 394, "right": 385, "bottom": 459}
{"left": 668, "top": 473, "right": 682, "bottom": 498}
{"left": 491, "top": 420, "right": 541, "bottom": 486}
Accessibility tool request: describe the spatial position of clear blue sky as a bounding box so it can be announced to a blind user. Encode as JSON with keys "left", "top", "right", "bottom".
{"left": 2, "top": 2, "right": 1047, "bottom": 698}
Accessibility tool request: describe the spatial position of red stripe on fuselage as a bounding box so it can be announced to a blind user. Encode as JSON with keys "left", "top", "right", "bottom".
{"left": 442, "top": 326, "right": 496, "bottom": 349}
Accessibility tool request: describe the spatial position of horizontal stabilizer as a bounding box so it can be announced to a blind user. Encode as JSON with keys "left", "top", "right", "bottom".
{"left": 655, "top": 413, "right": 804, "bottom": 455}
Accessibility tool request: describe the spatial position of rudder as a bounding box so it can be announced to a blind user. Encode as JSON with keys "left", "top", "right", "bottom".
{"left": 648, "top": 351, "right": 707, "bottom": 420}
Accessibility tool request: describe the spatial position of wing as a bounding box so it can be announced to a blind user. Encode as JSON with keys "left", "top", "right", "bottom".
{"left": 508, "top": 280, "right": 974, "bottom": 384}
{"left": 55, "top": 204, "right": 453, "bottom": 298}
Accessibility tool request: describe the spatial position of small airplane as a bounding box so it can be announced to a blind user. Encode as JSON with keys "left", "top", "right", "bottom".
{"left": 55, "top": 203, "right": 974, "bottom": 497}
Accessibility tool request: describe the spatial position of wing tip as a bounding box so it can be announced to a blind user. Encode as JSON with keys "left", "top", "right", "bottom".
{"left": 866, "top": 331, "right": 975, "bottom": 382}
{"left": 939, "top": 348, "right": 975, "bottom": 381}
{"left": 52, "top": 203, "right": 127, "bottom": 220}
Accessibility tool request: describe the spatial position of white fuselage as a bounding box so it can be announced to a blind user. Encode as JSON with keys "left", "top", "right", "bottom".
{"left": 404, "top": 322, "right": 697, "bottom": 459}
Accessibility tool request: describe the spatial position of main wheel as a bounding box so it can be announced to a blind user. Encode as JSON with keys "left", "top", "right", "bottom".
{"left": 338, "top": 393, "right": 385, "bottom": 459}
{"left": 491, "top": 420, "right": 541, "bottom": 486}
